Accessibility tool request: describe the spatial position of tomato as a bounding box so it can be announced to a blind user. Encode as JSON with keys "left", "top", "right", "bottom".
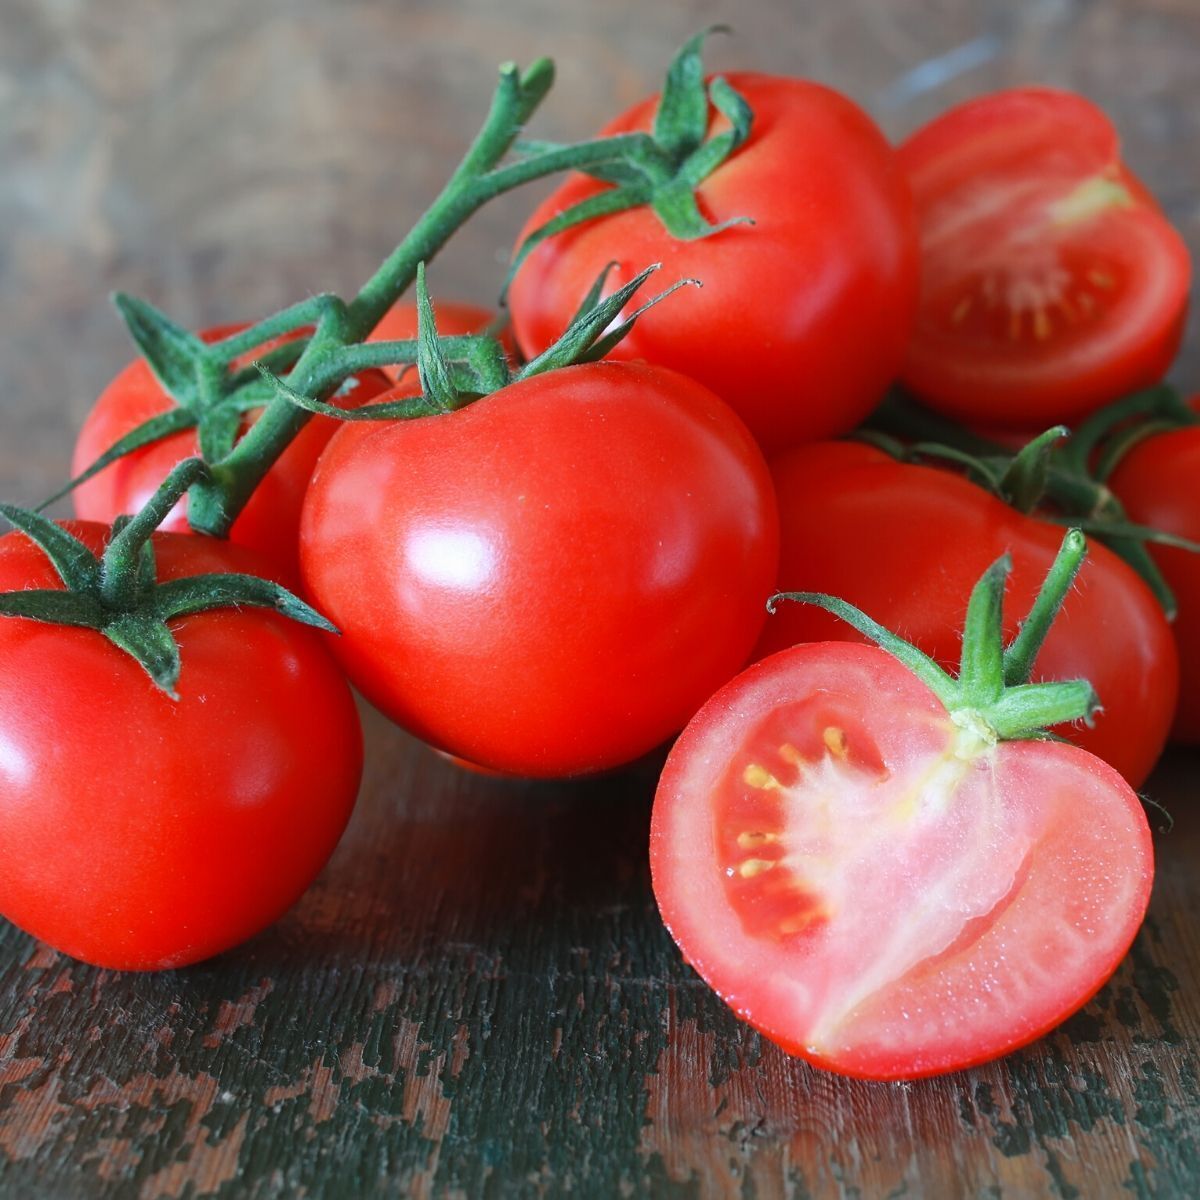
{"left": 367, "top": 300, "right": 511, "bottom": 383}
{"left": 1107, "top": 406, "right": 1200, "bottom": 743}
{"left": 71, "top": 325, "right": 392, "bottom": 576}
{"left": 0, "top": 523, "right": 363, "bottom": 971}
{"left": 300, "top": 361, "right": 779, "bottom": 778}
{"left": 651, "top": 640, "right": 1153, "bottom": 1080}
{"left": 899, "top": 88, "right": 1190, "bottom": 429}
{"left": 755, "top": 441, "right": 1176, "bottom": 786}
{"left": 508, "top": 76, "right": 919, "bottom": 453}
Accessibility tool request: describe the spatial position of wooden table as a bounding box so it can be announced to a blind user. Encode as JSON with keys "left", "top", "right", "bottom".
{"left": 1, "top": 2, "right": 1198, "bottom": 1195}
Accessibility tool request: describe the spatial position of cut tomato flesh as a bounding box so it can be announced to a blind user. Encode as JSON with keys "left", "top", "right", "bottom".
{"left": 899, "top": 88, "right": 1190, "bottom": 428}
{"left": 651, "top": 642, "right": 1154, "bottom": 1079}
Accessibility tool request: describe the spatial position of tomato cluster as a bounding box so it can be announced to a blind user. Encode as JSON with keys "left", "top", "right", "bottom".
{"left": 0, "top": 34, "right": 1192, "bottom": 1080}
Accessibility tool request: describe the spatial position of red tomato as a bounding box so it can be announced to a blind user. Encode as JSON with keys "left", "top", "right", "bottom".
{"left": 508, "top": 75, "right": 919, "bottom": 453}
{"left": 300, "top": 361, "right": 779, "bottom": 778}
{"left": 755, "top": 441, "right": 1176, "bottom": 786}
{"left": 367, "top": 300, "right": 511, "bottom": 383}
{"left": 0, "top": 524, "right": 363, "bottom": 970}
{"left": 899, "top": 88, "right": 1190, "bottom": 428}
{"left": 71, "top": 325, "right": 392, "bottom": 576}
{"left": 1108, "top": 409, "right": 1200, "bottom": 743}
{"left": 651, "top": 640, "right": 1154, "bottom": 1080}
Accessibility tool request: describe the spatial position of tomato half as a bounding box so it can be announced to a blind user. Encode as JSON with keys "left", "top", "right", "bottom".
{"left": 755, "top": 441, "right": 1177, "bottom": 787}
{"left": 71, "top": 326, "right": 392, "bottom": 576}
{"left": 651, "top": 640, "right": 1154, "bottom": 1080}
{"left": 1107, "top": 408, "right": 1200, "bottom": 743}
{"left": 508, "top": 75, "right": 919, "bottom": 453}
{"left": 367, "top": 300, "right": 510, "bottom": 383}
{"left": 300, "top": 361, "right": 779, "bottom": 778}
{"left": 0, "top": 524, "right": 363, "bottom": 970}
{"left": 899, "top": 88, "right": 1190, "bottom": 429}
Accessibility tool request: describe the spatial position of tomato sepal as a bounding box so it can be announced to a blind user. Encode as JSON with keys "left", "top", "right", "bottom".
{"left": 0, "top": 459, "right": 337, "bottom": 697}
{"left": 504, "top": 28, "right": 755, "bottom": 293}
{"left": 770, "top": 528, "right": 1098, "bottom": 743}
{"left": 866, "top": 392, "right": 1193, "bottom": 617}
{"left": 264, "top": 264, "right": 696, "bottom": 425}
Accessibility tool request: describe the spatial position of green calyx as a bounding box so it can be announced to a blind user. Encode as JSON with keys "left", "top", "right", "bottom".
{"left": 504, "top": 27, "right": 754, "bottom": 293}
{"left": 865, "top": 390, "right": 1200, "bottom": 620}
{"left": 768, "top": 528, "right": 1098, "bottom": 745}
{"left": 262, "top": 261, "right": 698, "bottom": 424}
{"left": 1, "top": 459, "right": 336, "bottom": 699}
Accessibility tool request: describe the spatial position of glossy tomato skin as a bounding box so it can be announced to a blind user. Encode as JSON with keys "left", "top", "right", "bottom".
{"left": 755, "top": 441, "right": 1177, "bottom": 787}
{"left": 1108, "top": 416, "right": 1200, "bottom": 743}
{"left": 367, "top": 300, "right": 512, "bottom": 383}
{"left": 509, "top": 74, "right": 919, "bottom": 454}
{"left": 72, "top": 325, "right": 392, "bottom": 577}
{"left": 0, "top": 524, "right": 363, "bottom": 970}
{"left": 651, "top": 641, "right": 1154, "bottom": 1080}
{"left": 300, "top": 361, "right": 779, "bottom": 778}
{"left": 899, "top": 88, "right": 1190, "bottom": 428}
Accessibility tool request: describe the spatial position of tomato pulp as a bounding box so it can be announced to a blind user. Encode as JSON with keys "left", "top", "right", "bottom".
{"left": 300, "top": 361, "right": 779, "bottom": 778}
{"left": 755, "top": 441, "right": 1177, "bottom": 787}
{"left": 509, "top": 75, "right": 919, "bottom": 453}
{"left": 899, "top": 88, "right": 1190, "bottom": 429}
{"left": 0, "top": 525, "right": 363, "bottom": 970}
{"left": 652, "top": 641, "right": 1154, "bottom": 1079}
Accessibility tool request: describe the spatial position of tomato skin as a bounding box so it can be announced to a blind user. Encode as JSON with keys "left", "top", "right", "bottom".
{"left": 0, "top": 524, "right": 363, "bottom": 971}
{"left": 755, "top": 441, "right": 1176, "bottom": 787}
{"left": 509, "top": 74, "right": 919, "bottom": 454}
{"left": 899, "top": 88, "right": 1190, "bottom": 429}
{"left": 71, "top": 325, "right": 392, "bottom": 577}
{"left": 1108, "top": 415, "right": 1200, "bottom": 743}
{"left": 367, "top": 300, "right": 510, "bottom": 383}
{"left": 651, "top": 640, "right": 1154, "bottom": 1080}
{"left": 300, "top": 361, "right": 779, "bottom": 778}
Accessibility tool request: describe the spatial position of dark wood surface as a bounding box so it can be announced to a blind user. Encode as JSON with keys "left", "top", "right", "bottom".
{"left": 1, "top": 2, "right": 1198, "bottom": 1196}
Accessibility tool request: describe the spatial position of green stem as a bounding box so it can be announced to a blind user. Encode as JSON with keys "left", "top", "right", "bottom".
{"left": 1002, "top": 528, "right": 1087, "bottom": 686}
{"left": 212, "top": 295, "right": 338, "bottom": 360}
{"left": 190, "top": 62, "right": 641, "bottom": 538}
{"left": 100, "top": 458, "right": 211, "bottom": 610}
{"left": 1057, "top": 385, "right": 1191, "bottom": 478}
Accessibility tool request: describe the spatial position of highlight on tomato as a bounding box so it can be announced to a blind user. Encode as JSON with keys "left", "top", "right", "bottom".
{"left": 507, "top": 30, "right": 919, "bottom": 453}
{"left": 291, "top": 267, "right": 779, "bottom": 779}
{"left": 0, "top": 470, "right": 363, "bottom": 970}
{"left": 899, "top": 87, "right": 1190, "bottom": 429}
{"left": 754, "top": 439, "right": 1177, "bottom": 787}
{"left": 651, "top": 531, "right": 1154, "bottom": 1080}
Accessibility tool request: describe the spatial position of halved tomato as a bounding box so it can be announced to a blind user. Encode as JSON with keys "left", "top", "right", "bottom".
{"left": 900, "top": 88, "right": 1190, "bottom": 428}
{"left": 651, "top": 640, "right": 1153, "bottom": 1080}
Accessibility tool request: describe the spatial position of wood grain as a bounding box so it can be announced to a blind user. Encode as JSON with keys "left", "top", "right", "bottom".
{"left": 0, "top": 714, "right": 1196, "bottom": 1198}
{"left": 1, "top": 1, "right": 1198, "bottom": 1196}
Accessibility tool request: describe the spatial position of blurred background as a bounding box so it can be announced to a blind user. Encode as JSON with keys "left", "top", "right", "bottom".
{"left": 1, "top": 0, "right": 1197, "bottom": 503}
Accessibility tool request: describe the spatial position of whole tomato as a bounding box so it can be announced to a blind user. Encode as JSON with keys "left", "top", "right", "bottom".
{"left": 71, "top": 325, "right": 392, "bottom": 576}
{"left": 0, "top": 524, "right": 363, "bottom": 970}
{"left": 508, "top": 76, "right": 919, "bottom": 453}
{"left": 300, "top": 361, "right": 779, "bottom": 778}
{"left": 1107, "top": 409, "right": 1200, "bottom": 743}
{"left": 754, "top": 441, "right": 1177, "bottom": 786}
